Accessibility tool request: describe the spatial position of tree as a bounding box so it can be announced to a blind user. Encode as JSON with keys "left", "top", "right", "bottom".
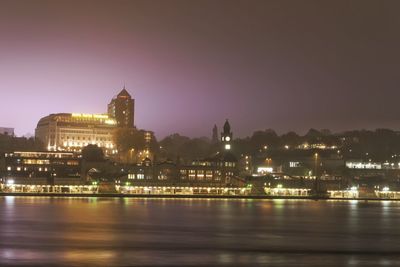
{"left": 159, "top": 134, "right": 214, "bottom": 163}
{"left": 0, "top": 134, "right": 44, "bottom": 152}
{"left": 281, "top": 131, "right": 301, "bottom": 147}
{"left": 250, "top": 129, "right": 279, "bottom": 150}
{"left": 82, "top": 145, "right": 104, "bottom": 161}
{"left": 114, "top": 128, "right": 146, "bottom": 153}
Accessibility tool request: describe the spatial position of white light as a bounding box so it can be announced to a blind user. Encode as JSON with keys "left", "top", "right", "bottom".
{"left": 225, "top": 144, "right": 231, "bottom": 150}
{"left": 7, "top": 179, "right": 14, "bottom": 185}
{"left": 350, "top": 186, "right": 358, "bottom": 192}
{"left": 382, "top": 186, "right": 390, "bottom": 192}
{"left": 257, "top": 167, "right": 273, "bottom": 174}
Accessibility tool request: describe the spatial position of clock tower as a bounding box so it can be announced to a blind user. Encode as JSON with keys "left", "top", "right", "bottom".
{"left": 221, "top": 119, "right": 233, "bottom": 150}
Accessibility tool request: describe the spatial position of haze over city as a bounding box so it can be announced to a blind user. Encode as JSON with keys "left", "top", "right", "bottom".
{"left": 4, "top": 1, "right": 400, "bottom": 267}
{"left": 1, "top": 0, "right": 400, "bottom": 138}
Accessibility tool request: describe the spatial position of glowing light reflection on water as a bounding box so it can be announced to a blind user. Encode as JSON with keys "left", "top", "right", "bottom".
{"left": 1, "top": 197, "right": 400, "bottom": 266}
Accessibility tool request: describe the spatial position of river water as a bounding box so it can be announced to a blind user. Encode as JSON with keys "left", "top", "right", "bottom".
{"left": 1, "top": 197, "right": 400, "bottom": 266}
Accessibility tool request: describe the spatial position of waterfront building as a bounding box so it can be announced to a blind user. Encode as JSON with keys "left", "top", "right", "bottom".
{"left": 35, "top": 87, "right": 144, "bottom": 154}
{"left": 346, "top": 160, "right": 382, "bottom": 169}
{"left": 119, "top": 158, "right": 242, "bottom": 187}
{"left": 8, "top": 119, "right": 240, "bottom": 188}
{"left": 0, "top": 151, "right": 81, "bottom": 185}
{"left": 107, "top": 88, "right": 135, "bottom": 128}
{"left": 35, "top": 113, "right": 117, "bottom": 153}
{"left": 120, "top": 120, "right": 240, "bottom": 187}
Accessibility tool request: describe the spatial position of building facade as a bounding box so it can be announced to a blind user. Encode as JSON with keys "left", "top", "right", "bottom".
{"left": 120, "top": 120, "right": 240, "bottom": 186}
{"left": 118, "top": 158, "right": 241, "bottom": 187}
{"left": 35, "top": 113, "right": 117, "bottom": 153}
{"left": 221, "top": 120, "right": 233, "bottom": 150}
{"left": 35, "top": 88, "right": 137, "bottom": 154}
{"left": 107, "top": 88, "right": 135, "bottom": 128}
{"left": 0, "top": 151, "right": 81, "bottom": 185}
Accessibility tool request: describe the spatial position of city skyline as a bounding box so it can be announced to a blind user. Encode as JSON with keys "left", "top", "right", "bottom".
{"left": 2, "top": 2, "right": 400, "bottom": 266}
{"left": 1, "top": 0, "right": 400, "bottom": 138}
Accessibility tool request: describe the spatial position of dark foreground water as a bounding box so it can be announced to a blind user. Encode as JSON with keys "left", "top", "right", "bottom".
{"left": 1, "top": 197, "right": 400, "bottom": 266}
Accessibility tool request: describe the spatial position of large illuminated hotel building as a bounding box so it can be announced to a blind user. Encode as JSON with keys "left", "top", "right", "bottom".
{"left": 35, "top": 88, "right": 135, "bottom": 153}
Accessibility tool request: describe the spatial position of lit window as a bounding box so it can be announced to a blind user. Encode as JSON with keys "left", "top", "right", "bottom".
{"left": 289, "top": 162, "right": 300, "bottom": 168}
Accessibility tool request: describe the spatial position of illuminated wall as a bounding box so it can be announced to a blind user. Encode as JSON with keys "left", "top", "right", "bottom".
{"left": 35, "top": 113, "right": 117, "bottom": 153}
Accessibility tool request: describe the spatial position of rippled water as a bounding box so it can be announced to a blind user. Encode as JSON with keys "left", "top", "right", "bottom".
{"left": 1, "top": 197, "right": 400, "bottom": 266}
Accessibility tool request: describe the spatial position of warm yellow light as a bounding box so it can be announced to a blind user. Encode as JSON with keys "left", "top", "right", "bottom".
{"left": 72, "top": 113, "right": 110, "bottom": 120}
{"left": 105, "top": 119, "right": 116, "bottom": 125}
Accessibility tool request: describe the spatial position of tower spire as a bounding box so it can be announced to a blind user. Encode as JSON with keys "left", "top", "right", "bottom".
{"left": 212, "top": 124, "right": 218, "bottom": 143}
{"left": 221, "top": 119, "right": 233, "bottom": 150}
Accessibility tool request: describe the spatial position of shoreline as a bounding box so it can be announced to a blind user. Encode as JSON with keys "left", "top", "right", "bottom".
{"left": 0, "top": 192, "right": 399, "bottom": 201}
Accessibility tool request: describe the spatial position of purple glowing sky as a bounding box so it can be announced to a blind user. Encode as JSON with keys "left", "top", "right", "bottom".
{"left": 1, "top": 0, "right": 400, "bottom": 138}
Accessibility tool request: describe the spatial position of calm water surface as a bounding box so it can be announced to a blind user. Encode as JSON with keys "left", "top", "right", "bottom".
{"left": 1, "top": 197, "right": 400, "bottom": 266}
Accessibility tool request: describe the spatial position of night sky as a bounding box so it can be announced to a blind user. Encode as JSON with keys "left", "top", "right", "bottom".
{"left": 1, "top": 0, "right": 400, "bottom": 138}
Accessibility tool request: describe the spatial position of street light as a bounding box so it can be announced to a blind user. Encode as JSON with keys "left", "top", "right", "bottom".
{"left": 313, "top": 153, "right": 320, "bottom": 195}
{"left": 314, "top": 153, "right": 318, "bottom": 179}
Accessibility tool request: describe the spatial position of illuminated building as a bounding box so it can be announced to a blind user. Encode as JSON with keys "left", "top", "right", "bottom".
{"left": 221, "top": 119, "right": 232, "bottom": 150}
{"left": 108, "top": 87, "right": 135, "bottom": 128}
{"left": 140, "top": 131, "right": 155, "bottom": 160}
{"left": 120, "top": 158, "right": 240, "bottom": 187}
{"left": 346, "top": 161, "right": 382, "bottom": 169}
{"left": 119, "top": 120, "right": 239, "bottom": 186}
{"left": 35, "top": 88, "right": 137, "bottom": 154}
{"left": 238, "top": 154, "right": 253, "bottom": 176}
{"left": 297, "top": 142, "right": 338, "bottom": 150}
{"left": 1, "top": 151, "right": 81, "bottom": 184}
{"left": 189, "top": 154, "right": 238, "bottom": 185}
{"left": 35, "top": 113, "right": 117, "bottom": 153}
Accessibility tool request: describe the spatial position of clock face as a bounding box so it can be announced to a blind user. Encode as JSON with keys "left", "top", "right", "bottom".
{"left": 225, "top": 136, "right": 231, "bottom": 142}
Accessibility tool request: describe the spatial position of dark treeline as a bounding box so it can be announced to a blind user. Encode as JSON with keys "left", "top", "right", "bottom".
{"left": 0, "top": 134, "right": 43, "bottom": 152}
{"left": 158, "top": 134, "right": 219, "bottom": 163}
{"left": 158, "top": 128, "right": 400, "bottom": 163}
{"left": 2, "top": 128, "right": 400, "bottom": 163}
